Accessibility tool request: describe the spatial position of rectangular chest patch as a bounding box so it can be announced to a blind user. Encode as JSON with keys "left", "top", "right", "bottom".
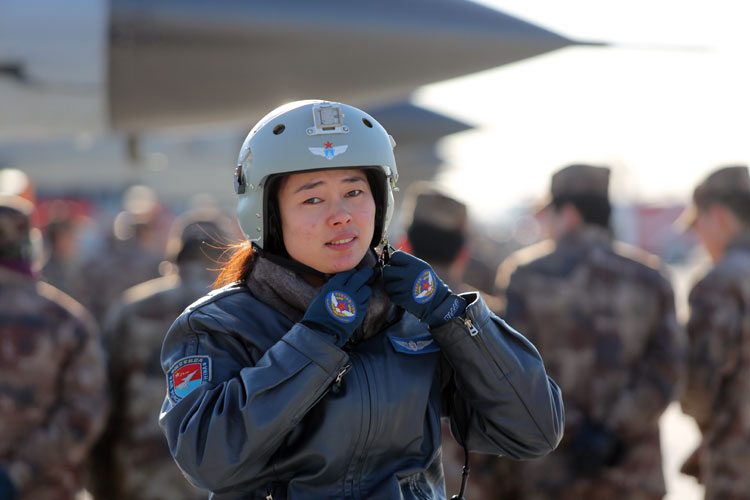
{"left": 167, "top": 355, "right": 211, "bottom": 404}
{"left": 388, "top": 334, "right": 440, "bottom": 354}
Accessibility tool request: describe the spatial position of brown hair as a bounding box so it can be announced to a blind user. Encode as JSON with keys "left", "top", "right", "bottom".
{"left": 213, "top": 240, "right": 256, "bottom": 288}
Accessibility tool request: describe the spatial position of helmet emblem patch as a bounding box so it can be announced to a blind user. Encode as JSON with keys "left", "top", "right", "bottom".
{"left": 325, "top": 291, "right": 357, "bottom": 323}
{"left": 412, "top": 270, "right": 436, "bottom": 304}
{"left": 309, "top": 141, "right": 348, "bottom": 160}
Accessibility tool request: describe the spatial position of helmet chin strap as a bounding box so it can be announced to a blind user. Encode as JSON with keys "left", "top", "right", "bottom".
{"left": 377, "top": 236, "right": 394, "bottom": 267}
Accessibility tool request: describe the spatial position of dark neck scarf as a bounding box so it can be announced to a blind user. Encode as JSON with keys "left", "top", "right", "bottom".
{"left": 246, "top": 251, "right": 393, "bottom": 343}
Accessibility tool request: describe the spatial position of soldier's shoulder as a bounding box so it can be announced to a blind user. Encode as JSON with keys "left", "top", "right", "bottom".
{"left": 716, "top": 245, "right": 750, "bottom": 280}
{"left": 117, "top": 274, "right": 216, "bottom": 325}
{"left": 691, "top": 252, "right": 750, "bottom": 298}
{"left": 495, "top": 240, "right": 555, "bottom": 291}
{"left": 36, "top": 280, "right": 98, "bottom": 330}
{"left": 612, "top": 240, "right": 664, "bottom": 271}
{"left": 515, "top": 239, "right": 557, "bottom": 266}
{"left": 608, "top": 240, "right": 674, "bottom": 290}
{"left": 499, "top": 240, "right": 555, "bottom": 275}
{"left": 122, "top": 274, "right": 180, "bottom": 305}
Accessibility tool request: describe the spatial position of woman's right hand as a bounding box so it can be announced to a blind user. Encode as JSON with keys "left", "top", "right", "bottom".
{"left": 301, "top": 267, "right": 374, "bottom": 347}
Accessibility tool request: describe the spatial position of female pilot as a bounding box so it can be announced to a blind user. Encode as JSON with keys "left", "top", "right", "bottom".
{"left": 159, "top": 100, "right": 563, "bottom": 499}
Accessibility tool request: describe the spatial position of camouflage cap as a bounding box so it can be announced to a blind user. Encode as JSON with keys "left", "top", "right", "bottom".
{"left": 401, "top": 182, "right": 468, "bottom": 264}
{"left": 676, "top": 165, "right": 750, "bottom": 229}
{"left": 550, "top": 164, "right": 610, "bottom": 200}
{"left": 536, "top": 163, "right": 610, "bottom": 214}
{"left": 0, "top": 194, "right": 34, "bottom": 262}
{"left": 693, "top": 165, "right": 749, "bottom": 205}
{"left": 401, "top": 181, "right": 468, "bottom": 234}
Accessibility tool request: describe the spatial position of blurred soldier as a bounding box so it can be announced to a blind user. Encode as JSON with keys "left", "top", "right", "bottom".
{"left": 39, "top": 200, "right": 89, "bottom": 295}
{"left": 0, "top": 195, "right": 108, "bottom": 500}
{"left": 0, "top": 169, "right": 42, "bottom": 269}
{"left": 72, "top": 185, "right": 165, "bottom": 325}
{"left": 678, "top": 165, "right": 750, "bottom": 500}
{"left": 495, "top": 164, "right": 686, "bottom": 500}
{"left": 87, "top": 205, "right": 235, "bottom": 500}
{"left": 398, "top": 182, "right": 471, "bottom": 291}
{"left": 397, "top": 182, "right": 499, "bottom": 498}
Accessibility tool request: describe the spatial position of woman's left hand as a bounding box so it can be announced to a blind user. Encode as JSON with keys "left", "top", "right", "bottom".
{"left": 382, "top": 251, "right": 465, "bottom": 326}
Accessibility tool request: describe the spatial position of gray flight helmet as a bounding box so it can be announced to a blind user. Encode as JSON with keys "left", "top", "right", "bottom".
{"left": 235, "top": 100, "right": 399, "bottom": 251}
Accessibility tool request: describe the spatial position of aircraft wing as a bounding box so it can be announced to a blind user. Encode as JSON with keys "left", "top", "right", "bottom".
{"left": 0, "top": 0, "right": 573, "bottom": 139}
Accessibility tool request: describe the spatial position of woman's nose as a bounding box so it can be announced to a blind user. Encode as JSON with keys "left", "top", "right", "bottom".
{"left": 328, "top": 201, "right": 352, "bottom": 226}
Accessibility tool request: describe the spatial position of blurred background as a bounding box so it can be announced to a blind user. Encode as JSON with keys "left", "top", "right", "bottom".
{"left": 3, "top": 1, "right": 749, "bottom": 498}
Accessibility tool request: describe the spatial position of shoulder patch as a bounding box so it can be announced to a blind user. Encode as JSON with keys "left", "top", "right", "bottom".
{"left": 389, "top": 333, "right": 440, "bottom": 354}
{"left": 167, "top": 355, "right": 211, "bottom": 404}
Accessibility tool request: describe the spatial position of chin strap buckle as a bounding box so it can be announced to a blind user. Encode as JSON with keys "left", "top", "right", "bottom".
{"left": 378, "top": 238, "right": 393, "bottom": 267}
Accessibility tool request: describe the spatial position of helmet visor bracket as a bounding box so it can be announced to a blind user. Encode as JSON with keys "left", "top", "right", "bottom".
{"left": 306, "top": 103, "right": 349, "bottom": 136}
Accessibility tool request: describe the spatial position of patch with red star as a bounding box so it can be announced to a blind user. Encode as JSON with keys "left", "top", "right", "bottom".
{"left": 325, "top": 291, "right": 357, "bottom": 323}
{"left": 412, "top": 269, "right": 436, "bottom": 304}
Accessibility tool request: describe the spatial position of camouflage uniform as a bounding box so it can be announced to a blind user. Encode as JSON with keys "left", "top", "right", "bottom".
{"left": 72, "top": 217, "right": 164, "bottom": 326}
{"left": 0, "top": 195, "right": 108, "bottom": 500}
{"left": 39, "top": 203, "right": 86, "bottom": 296}
{"left": 679, "top": 166, "right": 750, "bottom": 500}
{"left": 87, "top": 210, "right": 233, "bottom": 500}
{"left": 495, "top": 165, "right": 686, "bottom": 500}
{"left": 71, "top": 186, "right": 165, "bottom": 325}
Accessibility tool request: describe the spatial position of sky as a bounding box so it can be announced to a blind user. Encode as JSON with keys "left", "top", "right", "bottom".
{"left": 414, "top": 0, "right": 750, "bottom": 223}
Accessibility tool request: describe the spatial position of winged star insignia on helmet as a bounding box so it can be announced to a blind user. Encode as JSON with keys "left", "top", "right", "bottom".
{"left": 309, "top": 142, "right": 348, "bottom": 160}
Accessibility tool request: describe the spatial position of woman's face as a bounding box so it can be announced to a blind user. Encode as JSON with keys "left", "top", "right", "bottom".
{"left": 277, "top": 168, "right": 376, "bottom": 274}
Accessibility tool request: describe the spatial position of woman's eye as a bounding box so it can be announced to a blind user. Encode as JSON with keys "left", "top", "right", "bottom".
{"left": 346, "top": 189, "right": 363, "bottom": 197}
{"left": 303, "top": 197, "right": 322, "bottom": 204}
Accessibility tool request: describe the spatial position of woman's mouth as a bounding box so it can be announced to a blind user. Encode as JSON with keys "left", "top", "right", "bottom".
{"left": 326, "top": 237, "right": 356, "bottom": 248}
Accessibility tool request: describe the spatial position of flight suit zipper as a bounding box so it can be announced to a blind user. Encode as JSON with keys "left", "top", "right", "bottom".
{"left": 343, "top": 354, "right": 374, "bottom": 499}
{"left": 461, "top": 316, "right": 479, "bottom": 336}
{"left": 331, "top": 363, "right": 351, "bottom": 394}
